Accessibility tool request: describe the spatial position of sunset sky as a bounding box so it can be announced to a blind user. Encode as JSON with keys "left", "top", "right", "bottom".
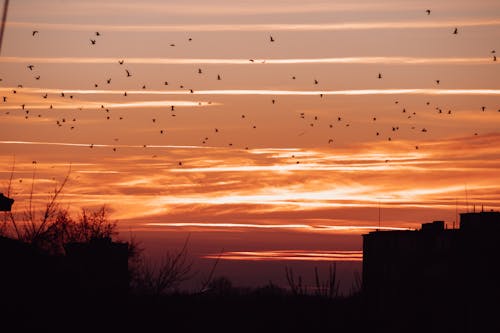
{"left": 1, "top": 0, "right": 499, "bottom": 291}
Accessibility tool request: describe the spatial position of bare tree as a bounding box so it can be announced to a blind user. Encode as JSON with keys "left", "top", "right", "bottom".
{"left": 285, "top": 266, "right": 307, "bottom": 296}
{"left": 314, "top": 263, "right": 340, "bottom": 299}
{"left": 349, "top": 270, "right": 362, "bottom": 296}
{"left": 131, "top": 236, "right": 193, "bottom": 296}
{"left": 198, "top": 248, "right": 223, "bottom": 293}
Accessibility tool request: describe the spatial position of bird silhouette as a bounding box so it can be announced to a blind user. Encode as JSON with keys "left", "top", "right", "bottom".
{"left": 453, "top": 28, "right": 458, "bottom": 34}
{"left": 107, "top": 78, "right": 111, "bottom": 84}
{"left": 126, "top": 69, "right": 132, "bottom": 77}
{"left": 90, "top": 39, "right": 96, "bottom": 45}
{"left": 378, "top": 73, "right": 382, "bottom": 79}
{"left": 217, "top": 74, "right": 221, "bottom": 80}
{"left": 314, "top": 79, "right": 318, "bottom": 85}
{"left": 435, "top": 80, "right": 440, "bottom": 85}
{"left": 198, "top": 68, "right": 202, "bottom": 74}
{"left": 270, "top": 35, "right": 275, "bottom": 42}
{"left": 118, "top": 60, "right": 124, "bottom": 65}
{"left": 32, "top": 30, "right": 39, "bottom": 36}
{"left": 426, "top": 9, "right": 431, "bottom": 15}
{"left": 95, "top": 32, "right": 100, "bottom": 36}
{"left": 27, "top": 65, "right": 34, "bottom": 70}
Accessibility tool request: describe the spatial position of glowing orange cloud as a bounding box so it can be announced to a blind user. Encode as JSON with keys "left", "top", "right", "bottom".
{"left": 202, "top": 250, "right": 363, "bottom": 262}
{"left": 0, "top": 56, "right": 492, "bottom": 65}
{"left": 8, "top": 19, "right": 500, "bottom": 32}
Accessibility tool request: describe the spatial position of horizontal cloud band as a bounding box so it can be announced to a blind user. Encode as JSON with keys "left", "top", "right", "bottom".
{"left": 0, "top": 56, "right": 493, "bottom": 65}
{"left": 2, "top": 87, "right": 500, "bottom": 96}
{"left": 8, "top": 19, "right": 500, "bottom": 32}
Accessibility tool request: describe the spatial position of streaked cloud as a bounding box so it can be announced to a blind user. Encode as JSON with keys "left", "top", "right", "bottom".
{"left": 2, "top": 87, "right": 499, "bottom": 97}
{"left": 145, "top": 222, "right": 408, "bottom": 232}
{"left": 202, "top": 250, "right": 363, "bottom": 262}
{"left": 0, "top": 56, "right": 492, "bottom": 65}
{"left": 8, "top": 19, "right": 500, "bottom": 32}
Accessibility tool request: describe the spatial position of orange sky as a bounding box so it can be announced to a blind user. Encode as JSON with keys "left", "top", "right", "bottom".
{"left": 1, "top": 0, "right": 499, "bottom": 290}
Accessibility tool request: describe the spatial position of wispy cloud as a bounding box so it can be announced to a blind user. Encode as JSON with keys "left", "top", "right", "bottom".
{"left": 0, "top": 56, "right": 492, "bottom": 65}
{"left": 2, "top": 87, "right": 499, "bottom": 96}
{"left": 145, "top": 222, "right": 408, "bottom": 232}
{"left": 9, "top": 19, "right": 500, "bottom": 32}
{"left": 202, "top": 250, "right": 363, "bottom": 262}
{"left": 0, "top": 100, "right": 218, "bottom": 110}
{"left": 2, "top": 134, "right": 499, "bottom": 228}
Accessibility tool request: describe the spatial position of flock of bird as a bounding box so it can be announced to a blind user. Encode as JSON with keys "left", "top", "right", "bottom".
{"left": 1, "top": 9, "right": 498, "bottom": 163}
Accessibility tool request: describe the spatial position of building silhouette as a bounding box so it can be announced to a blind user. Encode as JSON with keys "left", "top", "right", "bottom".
{"left": 0, "top": 236, "right": 129, "bottom": 302}
{"left": 362, "top": 211, "right": 500, "bottom": 332}
{"left": 0, "top": 193, "right": 14, "bottom": 211}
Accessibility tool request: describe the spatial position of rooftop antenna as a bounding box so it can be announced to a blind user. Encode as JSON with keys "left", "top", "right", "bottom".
{"left": 454, "top": 198, "right": 457, "bottom": 229}
{"left": 465, "top": 184, "right": 469, "bottom": 213}
{"left": 0, "top": 0, "right": 9, "bottom": 55}
{"left": 378, "top": 200, "right": 381, "bottom": 230}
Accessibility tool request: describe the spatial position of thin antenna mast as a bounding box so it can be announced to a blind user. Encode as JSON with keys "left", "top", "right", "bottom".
{"left": 378, "top": 200, "right": 381, "bottom": 230}
{"left": 454, "top": 198, "right": 458, "bottom": 229}
{"left": 465, "top": 184, "right": 469, "bottom": 213}
{"left": 0, "top": 0, "right": 10, "bottom": 55}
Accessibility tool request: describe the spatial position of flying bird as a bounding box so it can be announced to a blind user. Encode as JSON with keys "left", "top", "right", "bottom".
{"left": 125, "top": 69, "right": 132, "bottom": 77}
{"left": 453, "top": 27, "right": 458, "bottom": 34}
{"left": 118, "top": 60, "right": 124, "bottom": 65}
{"left": 90, "top": 39, "right": 96, "bottom": 45}
{"left": 426, "top": 9, "right": 431, "bottom": 15}
{"left": 378, "top": 73, "right": 382, "bottom": 79}
{"left": 107, "top": 78, "right": 111, "bottom": 84}
{"left": 95, "top": 31, "right": 100, "bottom": 36}
{"left": 32, "top": 30, "right": 39, "bottom": 36}
{"left": 27, "top": 65, "right": 34, "bottom": 70}
{"left": 270, "top": 35, "right": 275, "bottom": 42}
{"left": 217, "top": 74, "right": 221, "bottom": 80}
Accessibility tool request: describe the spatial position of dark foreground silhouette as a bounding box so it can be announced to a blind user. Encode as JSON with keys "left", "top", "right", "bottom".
{"left": 1, "top": 211, "right": 500, "bottom": 332}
